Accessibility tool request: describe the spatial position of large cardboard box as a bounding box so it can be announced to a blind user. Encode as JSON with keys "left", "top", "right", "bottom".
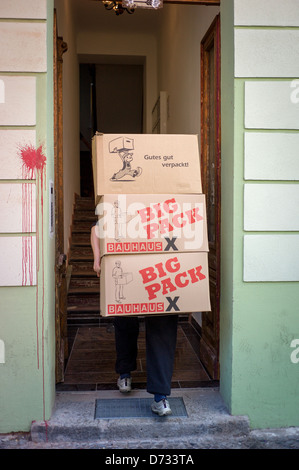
{"left": 95, "top": 193, "right": 209, "bottom": 255}
{"left": 92, "top": 133, "right": 202, "bottom": 202}
{"left": 100, "top": 252, "right": 211, "bottom": 317}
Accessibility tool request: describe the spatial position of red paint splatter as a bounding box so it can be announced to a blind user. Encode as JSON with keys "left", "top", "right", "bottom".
{"left": 18, "top": 143, "right": 47, "bottom": 419}
{"left": 18, "top": 143, "right": 46, "bottom": 289}
{"left": 18, "top": 143, "right": 46, "bottom": 179}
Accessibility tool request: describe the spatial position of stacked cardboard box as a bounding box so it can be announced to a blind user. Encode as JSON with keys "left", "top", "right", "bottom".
{"left": 92, "top": 133, "right": 211, "bottom": 317}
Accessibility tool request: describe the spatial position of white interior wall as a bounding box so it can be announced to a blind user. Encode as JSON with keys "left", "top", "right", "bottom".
{"left": 157, "top": 4, "right": 220, "bottom": 140}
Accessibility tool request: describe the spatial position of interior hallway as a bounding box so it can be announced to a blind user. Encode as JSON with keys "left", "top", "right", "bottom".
{"left": 57, "top": 319, "right": 217, "bottom": 391}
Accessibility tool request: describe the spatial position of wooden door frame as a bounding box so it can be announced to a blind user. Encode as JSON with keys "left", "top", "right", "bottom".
{"left": 200, "top": 14, "right": 221, "bottom": 379}
{"left": 54, "top": 0, "right": 221, "bottom": 383}
{"left": 54, "top": 10, "right": 68, "bottom": 383}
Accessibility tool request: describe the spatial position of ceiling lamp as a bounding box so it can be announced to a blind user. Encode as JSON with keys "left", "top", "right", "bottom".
{"left": 102, "top": 0, "right": 163, "bottom": 15}
{"left": 102, "top": 0, "right": 135, "bottom": 15}
{"left": 123, "top": 0, "right": 163, "bottom": 8}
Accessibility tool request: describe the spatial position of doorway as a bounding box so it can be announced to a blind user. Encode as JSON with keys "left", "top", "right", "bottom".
{"left": 54, "top": 2, "right": 221, "bottom": 391}
{"left": 79, "top": 62, "right": 144, "bottom": 197}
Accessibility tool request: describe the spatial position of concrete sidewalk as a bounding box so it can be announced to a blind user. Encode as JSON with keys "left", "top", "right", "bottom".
{"left": 1, "top": 387, "right": 299, "bottom": 449}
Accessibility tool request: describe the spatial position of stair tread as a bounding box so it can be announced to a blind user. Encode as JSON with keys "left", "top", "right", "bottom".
{"left": 69, "top": 276, "right": 99, "bottom": 281}
{"left": 71, "top": 271, "right": 97, "bottom": 277}
{"left": 69, "top": 287, "right": 99, "bottom": 293}
{"left": 73, "top": 217, "right": 95, "bottom": 222}
{"left": 72, "top": 226, "right": 90, "bottom": 234}
{"left": 71, "top": 242, "right": 91, "bottom": 246}
{"left": 67, "top": 306, "right": 100, "bottom": 313}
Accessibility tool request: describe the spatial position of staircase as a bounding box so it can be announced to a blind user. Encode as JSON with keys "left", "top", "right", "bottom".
{"left": 67, "top": 195, "right": 100, "bottom": 326}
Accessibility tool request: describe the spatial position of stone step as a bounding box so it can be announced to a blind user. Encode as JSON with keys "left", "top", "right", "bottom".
{"left": 30, "top": 389, "right": 250, "bottom": 447}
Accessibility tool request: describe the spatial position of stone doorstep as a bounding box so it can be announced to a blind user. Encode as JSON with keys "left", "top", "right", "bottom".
{"left": 30, "top": 388, "right": 250, "bottom": 444}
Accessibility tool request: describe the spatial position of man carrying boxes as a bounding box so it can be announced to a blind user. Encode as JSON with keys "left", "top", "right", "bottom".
{"left": 91, "top": 133, "right": 210, "bottom": 416}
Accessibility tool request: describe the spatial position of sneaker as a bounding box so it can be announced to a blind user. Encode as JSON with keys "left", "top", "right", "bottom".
{"left": 151, "top": 398, "right": 172, "bottom": 416}
{"left": 117, "top": 376, "right": 132, "bottom": 393}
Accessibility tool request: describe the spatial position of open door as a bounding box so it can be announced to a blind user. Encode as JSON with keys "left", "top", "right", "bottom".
{"left": 200, "top": 14, "right": 221, "bottom": 380}
{"left": 54, "top": 10, "right": 68, "bottom": 383}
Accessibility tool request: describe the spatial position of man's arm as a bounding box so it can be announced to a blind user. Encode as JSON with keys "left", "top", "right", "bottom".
{"left": 90, "top": 224, "right": 101, "bottom": 277}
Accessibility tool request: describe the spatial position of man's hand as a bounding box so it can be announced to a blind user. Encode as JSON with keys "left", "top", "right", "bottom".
{"left": 91, "top": 225, "right": 101, "bottom": 277}
{"left": 93, "top": 259, "right": 101, "bottom": 277}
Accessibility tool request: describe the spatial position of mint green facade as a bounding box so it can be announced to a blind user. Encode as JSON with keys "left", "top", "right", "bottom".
{"left": 0, "top": 1, "right": 55, "bottom": 433}
{"left": 220, "top": 0, "right": 299, "bottom": 428}
{"left": 1, "top": 0, "right": 299, "bottom": 433}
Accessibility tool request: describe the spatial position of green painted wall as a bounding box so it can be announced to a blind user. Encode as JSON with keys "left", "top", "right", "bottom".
{"left": 0, "top": 288, "right": 44, "bottom": 431}
{"left": 220, "top": 0, "right": 299, "bottom": 428}
{"left": 0, "top": 1, "right": 55, "bottom": 433}
{"left": 230, "top": 80, "right": 299, "bottom": 428}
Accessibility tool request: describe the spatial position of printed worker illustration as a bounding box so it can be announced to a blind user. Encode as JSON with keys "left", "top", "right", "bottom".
{"left": 109, "top": 137, "right": 142, "bottom": 181}
{"left": 112, "top": 200, "right": 125, "bottom": 241}
{"left": 112, "top": 260, "right": 133, "bottom": 303}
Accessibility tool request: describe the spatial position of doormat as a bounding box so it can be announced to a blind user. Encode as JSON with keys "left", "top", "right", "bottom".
{"left": 94, "top": 397, "right": 188, "bottom": 419}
